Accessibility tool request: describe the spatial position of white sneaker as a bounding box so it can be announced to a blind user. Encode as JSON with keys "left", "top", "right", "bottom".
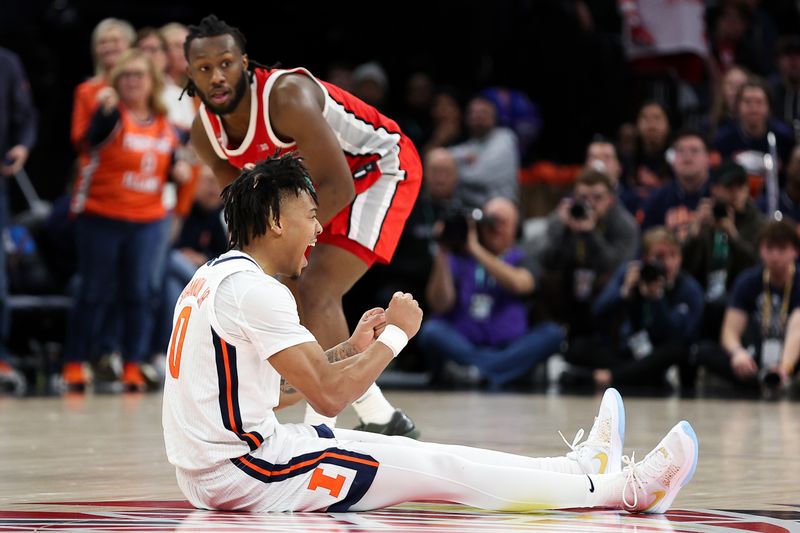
{"left": 621, "top": 420, "right": 699, "bottom": 514}
{"left": 563, "top": 387, "right": 625, "bottom": 475}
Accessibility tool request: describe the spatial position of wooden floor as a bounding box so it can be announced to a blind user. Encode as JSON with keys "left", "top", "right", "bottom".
{"left": 1, "top": 390, "right": 799, "bottom": 532}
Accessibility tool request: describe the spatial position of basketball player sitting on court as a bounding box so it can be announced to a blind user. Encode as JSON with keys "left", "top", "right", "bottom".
{"left": 162, "top": 155, "right": 699, "bottom": 514}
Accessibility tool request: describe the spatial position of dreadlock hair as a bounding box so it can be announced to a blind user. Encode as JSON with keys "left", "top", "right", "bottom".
{"left": 181, "top": 14, "right": 280, "bottom": 100}
{"left": 221, "top": 153, "right": 318, "bottom": 250}
{"left": 184, "top": 15, "right": 246, "bottom": 64}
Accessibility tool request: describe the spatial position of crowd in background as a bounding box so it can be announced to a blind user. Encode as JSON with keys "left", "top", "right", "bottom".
{"left": 3, "top": 1, "right": 800, "bottom": 399}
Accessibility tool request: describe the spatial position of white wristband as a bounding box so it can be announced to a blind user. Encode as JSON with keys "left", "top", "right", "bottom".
{"left": 377, "top": 325, "right": 408, "bottom": 358}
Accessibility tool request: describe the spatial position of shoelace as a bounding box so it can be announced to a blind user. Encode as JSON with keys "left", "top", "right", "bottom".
{"left": 559, "top": 417, "right": 604, "bottom": 454}
{"left": 558, "top": 428, "right": 585, "bottom": 455}
{"left": 621, "top": 448, "right": 669, "bottom": 510}
{"left": 558, "top": 427, "right": 596, "bottom": 476}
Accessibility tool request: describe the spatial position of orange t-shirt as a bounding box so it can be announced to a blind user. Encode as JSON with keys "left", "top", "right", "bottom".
{"left": 71, "top": 78, "right": 107, "bottom": 150}
{"left": 71, "top": 106, "right": 179, "bottom": 223}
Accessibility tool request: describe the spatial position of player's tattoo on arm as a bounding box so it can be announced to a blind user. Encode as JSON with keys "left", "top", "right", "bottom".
{"left": 280, "top": 378, "right": 297, "bottom": 395}
{"left": 279, "top": 342, "right": 357, "bottom": 396}
{"left": 324, "top": 341, "right": 358, "bottom": 363}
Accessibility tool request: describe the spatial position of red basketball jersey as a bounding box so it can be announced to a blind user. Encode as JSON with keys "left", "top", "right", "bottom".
{"left": 199, "top": 67, "right": 422, "bottom": 265}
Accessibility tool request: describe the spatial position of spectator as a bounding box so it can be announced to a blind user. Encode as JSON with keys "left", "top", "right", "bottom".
{"left": 708, "top": 0, "right": 767, "bottom": 75}
{"left": 449, "top": 96, "right": 519, "bottom": 208}
{"left": 418, "top": 197, "right": 563, "bottom": 390}
{"left": 540, "top": 169, "right": 639, "bottom": 338}
{"left": 478, "top": 86, "right": 542, "bottom": 163}
{"left": 0, "top": 47, "right": 37, "bottom": 393}
{"left": 693, "top": 220, "right": 800, "bottom": 394}
{"left": 71, "top": 18, "right": 135, "bottom": 150}
{"left": 68, "top": 20, "right": 134, "bottom": 379}
{"left": 769, "top": 36, "right": 800, "bottom": 141}
{"left": 396, "top": 71, "right": 435, "bottom": 150}
{"left": 63, "top": 50, "right": 186, "bottom": 393}
{"left": 564, "top": 227, "right": 704, "bottom": 391}
{"left": 422, "top": 87, "right": 465, "bottom": 154}
{"left": 586, "top": 136, "right": 623, "bottom": 189}
{"left": 713, "top": 77, "right": 794, "bottom": 192}
{"left": 136, "top": 28, "right": 168, "bottom": 75}
{"left": 171, "top": 165, "right": 227, "bottom": 263}
{"left": 159, "top": 22, "right": 201, "bottom": 223}
{"left": 683, "top": 160, "right": 764, "bottom": 340}
{"left": 351, "top": 61, "right": 388, "bottom": 110}
{"left": 161, "top": 23, "right": 190, "bottom": 89}
{"left": 424, "top": 148, "right": 460, "bottom": 214}
{"left": 758, "top": 144, "right": 800, "bottom": 221}
{"left": 642, "top": 129, "right": 711, "bottom": 237}
{"left": 704, "top": 65, "right": 751, "bottom": 139}
{"left": 619, "top": 101, "right": 673, "bottom": 219}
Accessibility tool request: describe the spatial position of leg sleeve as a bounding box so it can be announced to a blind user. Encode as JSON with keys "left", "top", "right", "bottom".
{"left": 335, "top": 435, "right": 613, "bottom": 512}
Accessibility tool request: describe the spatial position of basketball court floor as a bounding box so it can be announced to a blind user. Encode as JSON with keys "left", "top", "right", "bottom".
{"left": 0, "top": 390, "right": 798, "bottom": 532}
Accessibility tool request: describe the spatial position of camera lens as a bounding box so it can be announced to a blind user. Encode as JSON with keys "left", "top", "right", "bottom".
{"left": 713, "top": 200, "right": 729, "bottom": 220}
{"left": 640, "top": 260, "right": 666, "bottom": 283}
{"left": 762, "top": 371, "right": 781, "bottom": 389}
{"left": 570, "top": 202, "right": 588, "bottom": 220}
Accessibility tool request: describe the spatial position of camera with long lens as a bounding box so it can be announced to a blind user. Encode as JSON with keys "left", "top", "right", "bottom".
{"left": 640, "top": 260, "right": 666, "bottom": 283}
{"left": 569, "top": 201, "right": 590, "bottom": 220}
{"left": 761, "top": 369, "right": 782, "bottom": 390}
{"left": 759, "top": 367, "right": 783, "bottom": 400}
{"left": 437, "top": 203, "right": 495, "bottom": 252}
{"left": 712, "top": 199, "right": 729, "bottom": 220}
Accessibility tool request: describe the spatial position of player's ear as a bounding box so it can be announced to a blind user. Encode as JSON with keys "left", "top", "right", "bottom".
{"left": 268, "top": 214, "right": 282, "bottom": 235}
{"left": 242, "top": 53, "right": 248, "bottom": 70}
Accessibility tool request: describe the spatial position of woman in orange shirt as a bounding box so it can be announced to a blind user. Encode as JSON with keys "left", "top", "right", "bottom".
{"left": 71, "top": 18, "right": 136, "bottom": 150}
{"left": 64, "top": 50, "right": 187, "bottom": 392}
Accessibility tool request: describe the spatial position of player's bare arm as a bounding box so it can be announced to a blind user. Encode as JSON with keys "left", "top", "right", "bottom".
{"left": 270, "top": 294, "right": 420, "bottom": 417}
{"left": 270, "top": 340, "right": 394, "bottom": 417}
{"left": 276, "top": 343, "right": 358, "bottom": 410}
{"left": 190, "top": 115, "right": 240, "bottom": 186}
{"left": 269, "top": 74, "right": 355, "bottom": 225}
{"left": 276, "top": 308, "right": 386, "bottom": 410}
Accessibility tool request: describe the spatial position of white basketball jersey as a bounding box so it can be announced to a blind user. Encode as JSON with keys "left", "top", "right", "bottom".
{"left": 162, "top": 250, "right": 316, "bottom": 472}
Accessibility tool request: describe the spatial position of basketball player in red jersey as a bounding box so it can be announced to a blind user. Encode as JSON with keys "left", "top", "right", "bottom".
{"left": 184, "top": 15, "right": 422, "bottom": 436}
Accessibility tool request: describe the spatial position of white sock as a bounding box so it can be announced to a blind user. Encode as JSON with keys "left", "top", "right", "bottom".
{"left": 525, "top": 456, "right": 586, "bottom": 474}
{"left": 590, "top": 471, "right": 625, "bottom": 509}
{"left": 304, "top": 403, "right": 337, "bottom": 428}
{"left": 352, "top": 383, "right": 395, "bottom": 424}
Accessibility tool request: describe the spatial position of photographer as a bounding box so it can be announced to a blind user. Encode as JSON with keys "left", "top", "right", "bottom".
{"left": 683, "top": 160, "right": 764, "bottom": 340}
{"left": 539, "top": 169, "right": 639, "bottom": 337}
{"left": 418, "top": 197, "right": 563, "bottom": 390}
{"left": 642, "top": 129, "right": 711, "bottom": 238}
{"left": 564, "top": 227, "right": 704, "bottom": 390}
{"left": 693, "top": 220, "right": 800, "bottom": 394}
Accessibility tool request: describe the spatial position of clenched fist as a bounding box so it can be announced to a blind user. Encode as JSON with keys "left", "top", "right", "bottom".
{"left": 385, "top": 292, "right": 423, "bottom": 339}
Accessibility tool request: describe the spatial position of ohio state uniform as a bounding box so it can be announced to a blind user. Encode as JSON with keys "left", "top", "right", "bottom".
{"left": 198, "top": 67, "right": 422, "bottom": 266}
